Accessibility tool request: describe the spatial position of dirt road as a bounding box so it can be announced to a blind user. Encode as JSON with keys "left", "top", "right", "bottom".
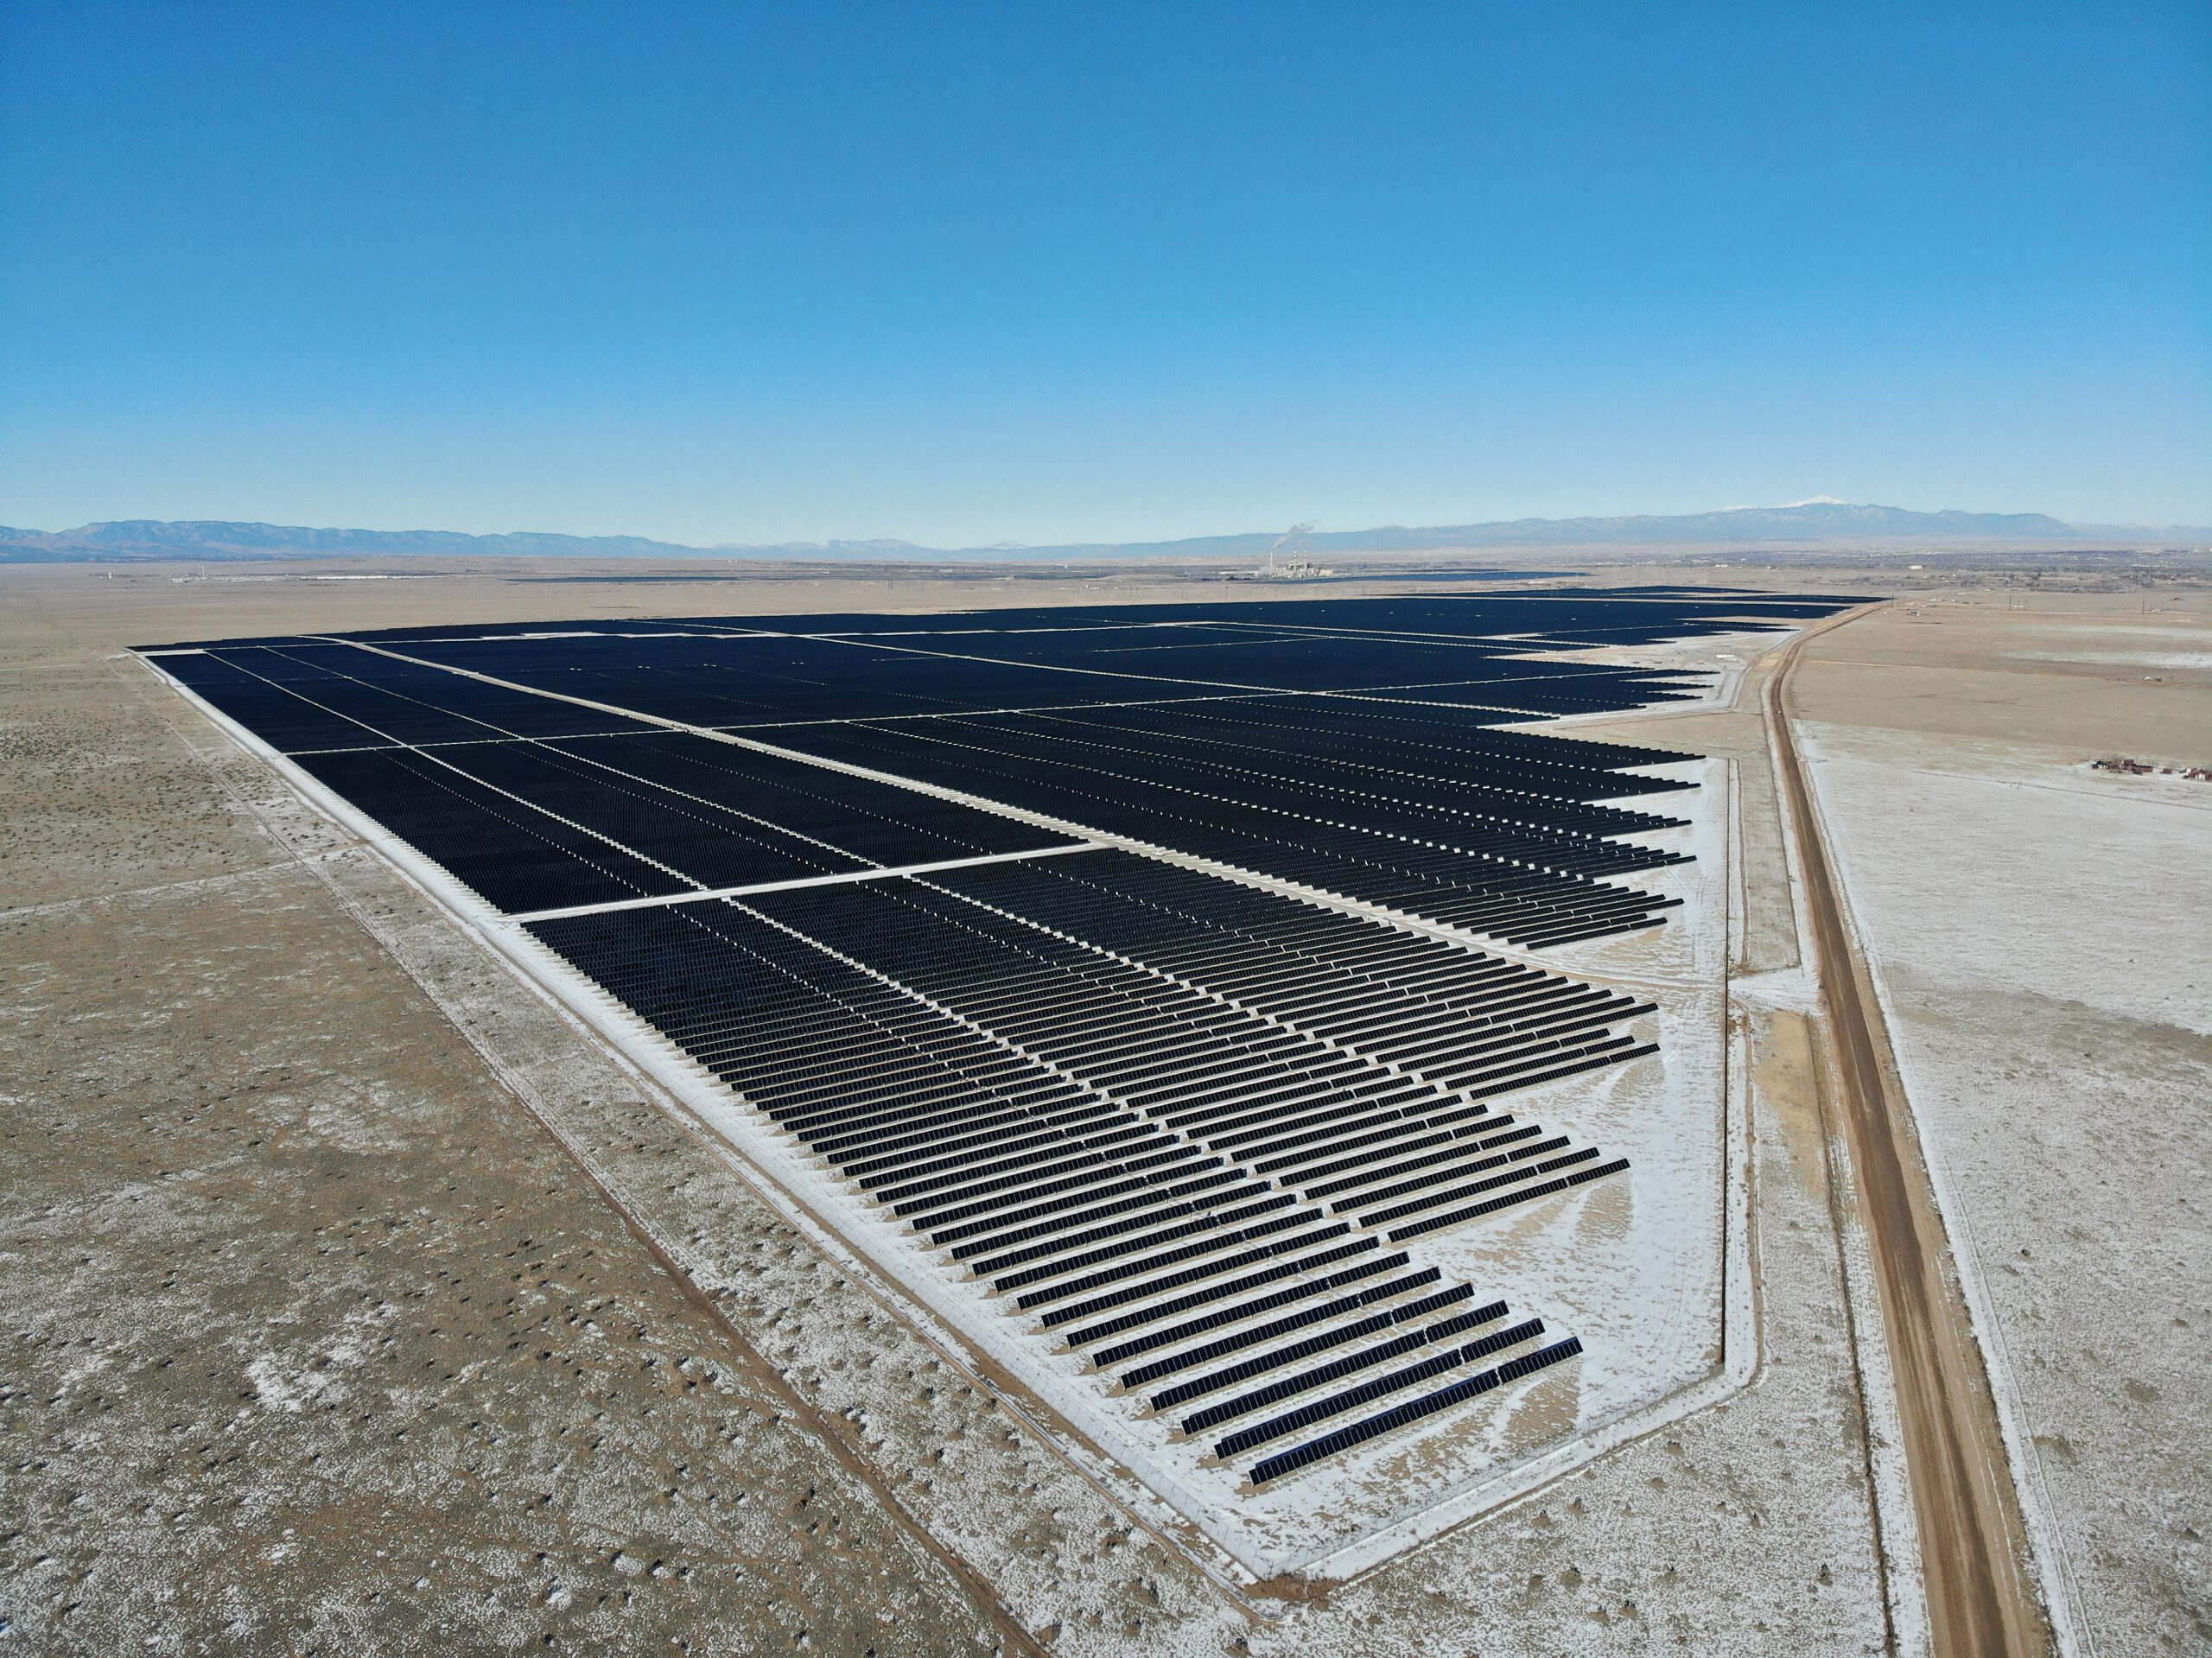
{"left": 1766, "top": 617, "right": 2053, "bottom": 1657}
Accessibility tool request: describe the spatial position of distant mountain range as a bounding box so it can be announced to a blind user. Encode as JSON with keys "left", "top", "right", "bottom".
{"left": 1, "top": 501, "right": 2195, "bottom": 563}
{"left": 0, "top": 519, "right": 700, "bottom": 562}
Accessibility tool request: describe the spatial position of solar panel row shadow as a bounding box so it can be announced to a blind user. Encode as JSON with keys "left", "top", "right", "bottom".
{"left": 756, "top": 720, "right": 1684, "bottom": 946}
{"left": 1372, "top": 679, "right": 1707, "bottom": 714}
{"left": 1169, "top": 693, "right": 1695, "bottom": 770}
{"left": 734, "top": 867, "right": 1637, "bottom": 1229}
{"left": 853, "top": 711, "right": 1692, "bottom": 842}
{"left": 1015, "top": 700, "right": 1697, "bottom": 804}
{"left": 523, "top": 894, "right": 1583, "bottom": 1483}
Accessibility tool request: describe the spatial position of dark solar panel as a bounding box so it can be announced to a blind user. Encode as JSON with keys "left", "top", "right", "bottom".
{"left": 140, "top": 585, "right": 1864, "bottom": 1488}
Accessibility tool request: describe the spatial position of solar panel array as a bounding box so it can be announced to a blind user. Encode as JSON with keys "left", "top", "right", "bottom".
{"left": 143, "top": 588, "right": 1857, "bottom": 1486}
{"left": 523, "top": 859, "right": 1618, "bottom": 1481}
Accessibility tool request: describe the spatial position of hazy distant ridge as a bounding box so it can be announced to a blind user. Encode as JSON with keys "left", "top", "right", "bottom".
{"left": 0, "top": 502, "right": 2142, "bottom": 563}
{"left": 1312, "top": 501, "right": 2081, "bottom": 547}
{"left": 0, "top": 519, "right": 702, "bottom": 561}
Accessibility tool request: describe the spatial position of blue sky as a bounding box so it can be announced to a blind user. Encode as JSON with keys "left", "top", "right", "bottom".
{"left": 2, "top": 2, "right": 2205, "bottom": 543}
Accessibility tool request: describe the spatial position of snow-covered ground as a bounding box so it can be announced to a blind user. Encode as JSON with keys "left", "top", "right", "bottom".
{"left": 1801, "top": 719, "right": 2212, "bottom": 1655}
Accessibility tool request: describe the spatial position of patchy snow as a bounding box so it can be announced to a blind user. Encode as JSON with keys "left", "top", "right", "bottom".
{"left": 2012, "top": 650, "right": 2212, "bottom": 672}
{"left": 1802, "top": 720, "right": 2212, "bottom": 1656}
{"left": 2020, "top": 623, "right": 2212, "bottom": 639}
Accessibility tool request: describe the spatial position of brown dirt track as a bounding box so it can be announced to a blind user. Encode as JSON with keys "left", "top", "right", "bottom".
{"left": 1766, "top": 610, "right": 2051, "bottom": 1658}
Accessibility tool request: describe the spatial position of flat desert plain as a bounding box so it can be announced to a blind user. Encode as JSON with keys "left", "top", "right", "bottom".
{"left": 3, "top": 560, "right": 2204, "bottom": 1656}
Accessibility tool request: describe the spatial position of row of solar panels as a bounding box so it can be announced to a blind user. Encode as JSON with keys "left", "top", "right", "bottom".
{"left": 1007, "top": 696, "right": 1698, "bottom": 798}
{"left": 525, "top": 853, "right": 1638, "bottom": 1482}
{"left": 757, "top": 716, "right": 1688, "bottom": 944}
{"left": 158, "top": 641, "right": 1695, "bottom": 945}
{"left": 154, "top": 588, "right": 1861, "bottom": 654}
{"left": 377, "top": 629, "right": 1712, "bottom": 725}
{"left": 137, "top": 592, "right": 1843, "bottom": 1481}
{"left": 157, "top": 638, "right": 1697, "bottom": 793}
{"left": 152, "top": 645, "right": 641, "bottom": 751}
{"left": 891, "top": 709, "right": 1694, "bottom": 835}
{"left": 590, "top": 594, "right": 1830, "bottom": 645}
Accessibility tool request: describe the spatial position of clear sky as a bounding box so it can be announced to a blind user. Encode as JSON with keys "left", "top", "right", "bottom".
{"left": 2, "top": 2, "right": 2206, "bottom": 544}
